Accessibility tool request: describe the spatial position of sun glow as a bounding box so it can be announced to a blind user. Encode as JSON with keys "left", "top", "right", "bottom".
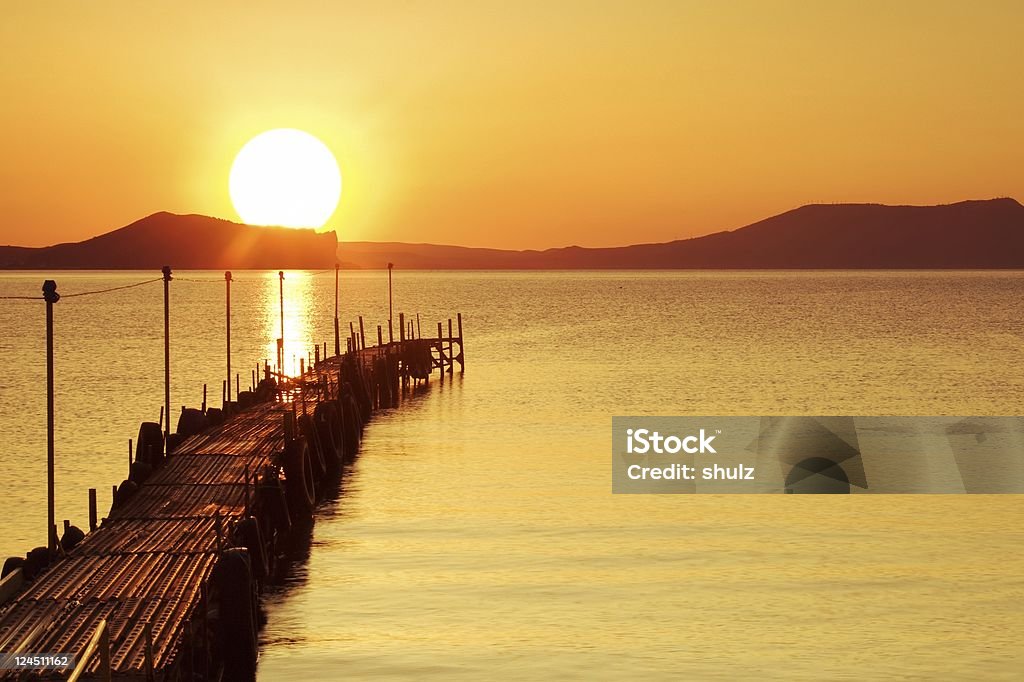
{"left": 229, "top": 129, "right": 342, "bottom": 229}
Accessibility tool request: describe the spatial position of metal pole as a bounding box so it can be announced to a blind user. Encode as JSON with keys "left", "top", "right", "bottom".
{"left": 334, "top": 263, "right": 340, "bottom": 357}
{"left": 225, "top": 271, "right": 232, "bottom": 405}
{"left": 42, "top": 279, "right": 59, "bottom": 554}
{"left": 162, "top": 266, "right": 172, "bottom": 439}
{"left": 387, "top": 262, "right": 394, "bottom": 340}
{"left": 278, "top": 271, "right": 285, "bottom": 373}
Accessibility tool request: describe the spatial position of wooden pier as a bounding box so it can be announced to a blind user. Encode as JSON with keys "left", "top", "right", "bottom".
{"left": 0, "top": 321, "right": 465, "bottom": 680}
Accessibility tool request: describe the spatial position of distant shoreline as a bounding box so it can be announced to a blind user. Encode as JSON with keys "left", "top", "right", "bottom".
{"left": 3, "top": 198, "right": 1023, "bottom": 270}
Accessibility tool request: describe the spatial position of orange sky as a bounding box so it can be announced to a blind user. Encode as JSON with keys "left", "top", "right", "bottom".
{"left": 1, "top": 1, "right": 1021, "bottom": 249}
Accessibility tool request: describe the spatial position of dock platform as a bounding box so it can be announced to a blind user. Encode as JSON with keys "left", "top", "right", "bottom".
{"left": 0, "top": 325, "right": 464, "bottom": 680}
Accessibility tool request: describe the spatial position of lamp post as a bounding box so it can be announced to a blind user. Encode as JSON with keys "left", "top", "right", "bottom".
{"left": 42, "top": 280, "right": 59, "bottom": 554}
{"left": 278, "top": 271, "right": 285, "bottom": 374}
{"left": 162, "top": 266, "right": 172, "bottom": 440}
{"left": 334, "top": 263, "right": 340, "bottom": 356}
{"left": 387, "top": 262, "right": 394, "bottom": 343}
{"left": 225, "top": 271, "right": 232, "bottom": 405}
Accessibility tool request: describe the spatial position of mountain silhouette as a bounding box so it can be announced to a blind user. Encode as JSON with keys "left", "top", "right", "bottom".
{"left": 1, "top": 198, "right": 1022, "bottom": 269}
{"left": 0, "top": 212, "right": 337, "bottom": 269}
{"left": 336, "top": 198, "right": 1024, "bottom": 269}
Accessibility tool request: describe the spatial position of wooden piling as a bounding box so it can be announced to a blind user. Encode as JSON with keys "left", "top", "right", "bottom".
{"left": 437, "top": 321, "right": 444, "bottom": 375}
{"left": 378, "top": 325, "right": 383, "bottom": 347}
{"left": 88, "top": 488, "right": 97, "bottom": 531}
{"left": 457, "top": 312, "right": 464, "bottom": 370}
{"left": 448, "top": 318, "right": 454, "bottom": 373}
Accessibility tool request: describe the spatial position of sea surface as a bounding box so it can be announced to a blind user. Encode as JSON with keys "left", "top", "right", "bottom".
{"left": 1, "top": 270, "right": 1023, "bottom": 680}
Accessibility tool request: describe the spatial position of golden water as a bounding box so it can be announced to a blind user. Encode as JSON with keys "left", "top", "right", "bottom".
{"left": 1, "top": 271, "right": 1022, "bottom": 679}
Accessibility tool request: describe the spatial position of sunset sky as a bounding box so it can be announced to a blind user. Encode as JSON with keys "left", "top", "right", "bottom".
{"left": 1, "top": 1, "right": 1021, "bottom": 249}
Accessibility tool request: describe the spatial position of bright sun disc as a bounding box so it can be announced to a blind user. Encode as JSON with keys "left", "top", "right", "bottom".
{"left": 229, "top": 128, "right": 342, "bottom": 228}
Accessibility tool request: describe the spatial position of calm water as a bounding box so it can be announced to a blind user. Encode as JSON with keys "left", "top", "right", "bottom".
{"left": 1, "top": 271, "right": 1023, "bottom": 680}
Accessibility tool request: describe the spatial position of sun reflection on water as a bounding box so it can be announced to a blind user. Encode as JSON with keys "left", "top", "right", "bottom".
{"left": 263, "top": 270, "right": 318, "bottom": 377}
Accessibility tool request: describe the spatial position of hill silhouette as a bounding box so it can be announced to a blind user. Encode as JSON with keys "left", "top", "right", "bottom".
{"left": 1, "top": 199, "right": 1022, "bottom": 269}
{"left": 336, "top": 198, "right": 1024, "bottom": 269}
{"left": 0, "top": 212, "right": 338, "bottom": 269}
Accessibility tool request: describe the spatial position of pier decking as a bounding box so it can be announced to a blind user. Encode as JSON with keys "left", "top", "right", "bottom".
{"left": 0, "top": 325, "right": 464, "bottom": 680}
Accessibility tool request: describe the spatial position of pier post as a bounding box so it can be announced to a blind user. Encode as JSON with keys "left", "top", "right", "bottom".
{"left": 387, "top": 262, "right": 394, "bottom": 339}
{"left": 457, "top": 312, "right": 465, "bottom": 371}
{"left": 144, "top": 621, "right": 154, "bottom": 680}
{"left": 359, "top": 316, "right": 365, "bottom": 350}
{"left": 437, "top": 321, "right": 443, "bottom": 375}
{"left": 334, "top": 263, "right": 341, "bottom": 357}
{"left": 417, "top": 313, "right": 421, "bottom": 339}
{"left": 162, "top": 266, "right": 172, "bottom": 440}
{"left": 399, "top": 312, "right": 405, "bottom": 343}
{"left": 448, "top": 318, "right": 454, "bottom": 373}
{"left": 378, "top": 325, "right": 383, "bottom": 347}
{"left": 88, "top": 488, "right": 97, "bottom": 531}
{"left": 225, "top": 271, "right": 232, "bottom": 405}
{"left": 43, "top": 279, "right": 59, "bottom": 554}
{"left": 278, "top": 271, "right": 285, "bottom": 373}
{"left": 99, "top": 624, "right": 111, "bottom": 682}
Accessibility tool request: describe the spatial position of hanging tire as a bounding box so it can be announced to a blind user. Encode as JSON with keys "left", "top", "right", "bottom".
{"left": 205, "top": 407, "right": 224, "bottom": 427}
{"left": 299, "top": 414, "right": 328, "bottom": 484}
{"left": 233, "top": 517, "right": 268, "bottom": 583}
{"left": 165, "top": 432, "right": 184, "bottom": 455}
{"left": 60, "top": 525, "right": 85, "bottom": 553}
{"left": 135, "top": 421, "right": 164, "bottom": 467}
{"left": 22, "top": 547, "right": 50, "bottom": 581}
{"left": 314, "top": 403, "right": 344, "bottom": 474}
{"left": 129, "top": 461, "right": 153, "bottom": 484}
{"left": 282, "top": 440, "right": 315, "bottom": 525}
{"left": 257, "top": 473, "right": 291, "bottom": 538}
{"left": 113, "top": 479, "right": 139, "bottom": 509}
{"left": 339, "top": 394, "right": 360, "bottom": 459}
{"left": 255, "top": 378, "right": 277, "bottom": 403}
{"left": 212, "top": 548, "right": 258, "bottom": 680}
{"left": 176, "top": 407, "right": 207, "bottom": 438}
{"left": 2, "top": 556, "right": 24, "bottom": 578}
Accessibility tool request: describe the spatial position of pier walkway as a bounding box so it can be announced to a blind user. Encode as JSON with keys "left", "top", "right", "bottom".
{"left": 0, "top": 324, "right": 464, "bottom": 680}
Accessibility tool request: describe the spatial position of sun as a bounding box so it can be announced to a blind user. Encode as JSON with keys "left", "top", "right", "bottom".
{"left": 229, "top": 128, "right": 342, "bottom": 228}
